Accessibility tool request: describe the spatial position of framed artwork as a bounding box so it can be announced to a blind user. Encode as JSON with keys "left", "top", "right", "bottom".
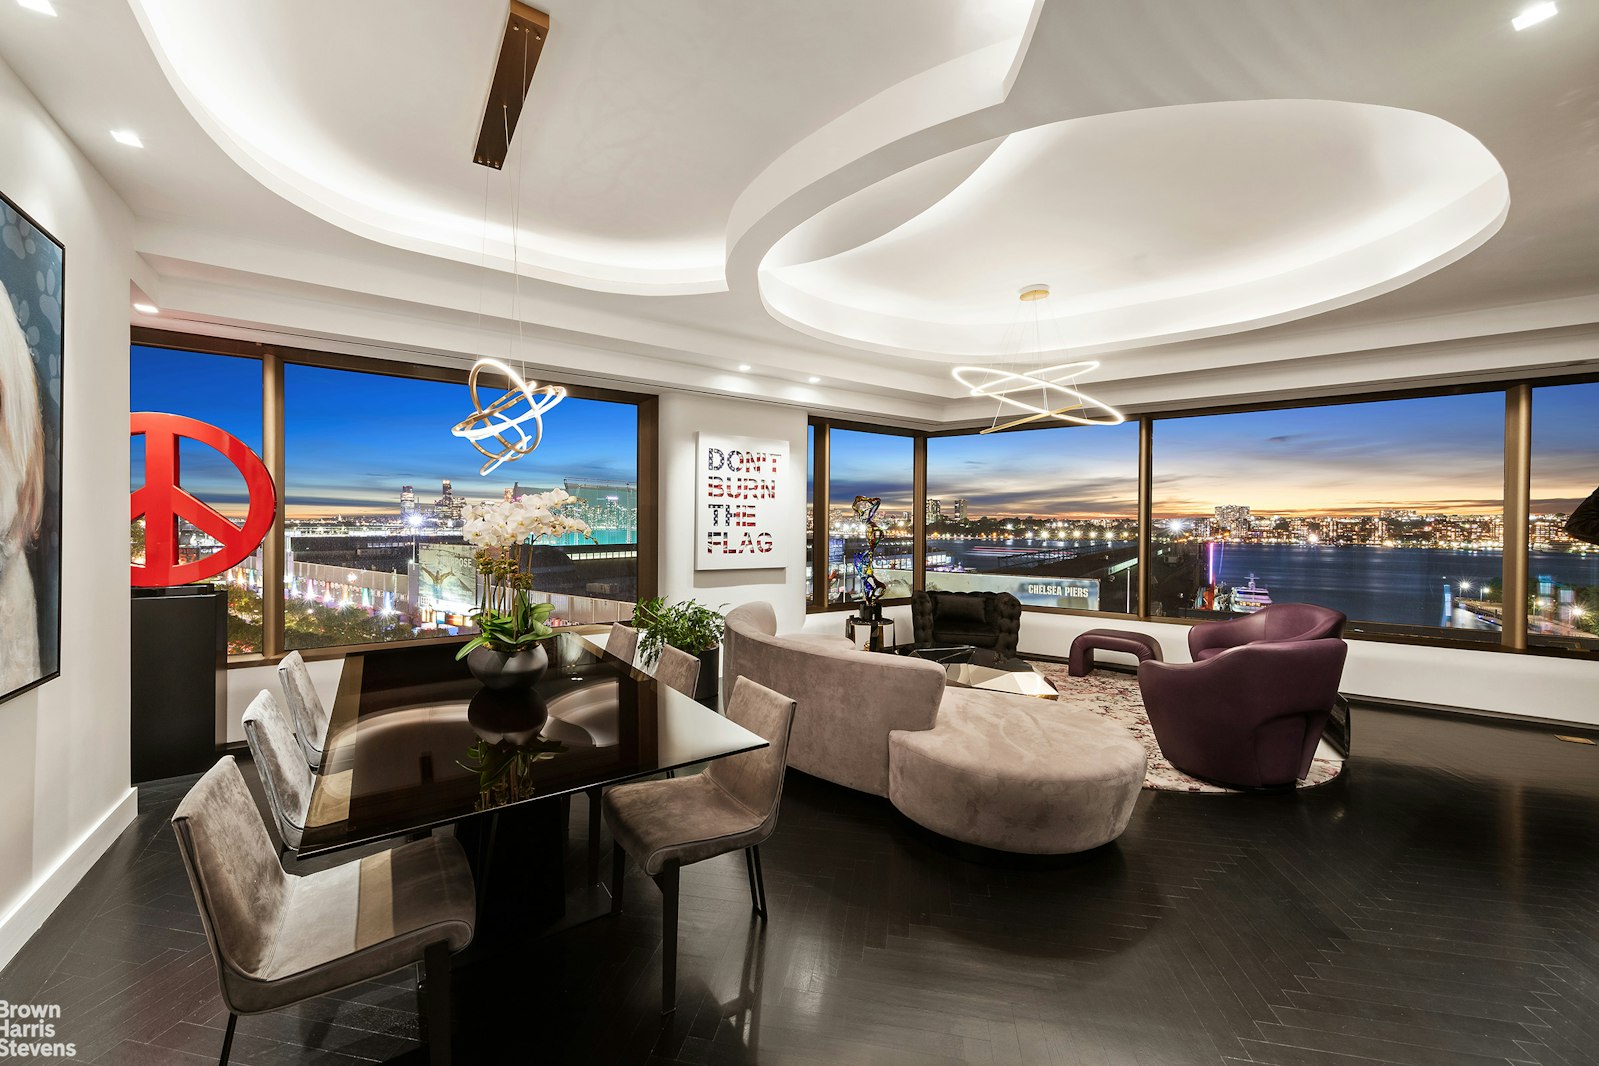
{"left": 0, "top": 190, "right": 63, "bottom": 705}
{"left": 695, "top": 432, "right": 789, "bottom": 571}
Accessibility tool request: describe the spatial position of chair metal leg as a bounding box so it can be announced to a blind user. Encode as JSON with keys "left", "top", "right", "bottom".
{"left": 422, "top": 941, "right": 453, "bottom": 1066}
{"left": 218, "top": 1012, "right": 237, "bottom": 1066}
{"left": 610, "top": 841, "right": 626, "bottom": 914}
{"left": 743, "top": 847, "right": 759, "bottom": 914}
{"left": 653, "top": 864, "right": 680, "bottom": 1014}
{"left": 751, "top": 844, "right": 768, "bottom": 920}
{"left": 587, "top": 787, "right": 603, "bottom": 886}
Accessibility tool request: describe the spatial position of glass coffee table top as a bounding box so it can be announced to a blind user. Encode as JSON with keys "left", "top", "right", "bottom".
{"left": 894, "top": 644, "right": 1058, "bottom": 700}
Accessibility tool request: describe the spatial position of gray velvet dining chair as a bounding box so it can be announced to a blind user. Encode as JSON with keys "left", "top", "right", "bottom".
{"left": 276, "top": 650, "right": 331, "bottom": 770}
{"left": 653, "top": 642, "right": 701, "bottom": 699}
{"left": 605, "top": 676, "right": 796, "bottom": 1014}
{"left": 241, "top": 688, "right": 310, "bottom": 852}
{"left": 606, "top": 622, "right": 640, "bottom": 665}
{"left": 172, "top": 757, "right": 477, "bottom": 1066}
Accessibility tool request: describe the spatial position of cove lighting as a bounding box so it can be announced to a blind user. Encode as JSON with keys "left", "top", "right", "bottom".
{"left": 111, "top": 129, "right": 144, "bottom": 148}
{"left": 132, "top": 302, "right": 159, "bottom": 315}
{"left": 17, "top": 0, "right": 57, "bottom": 15}
{"left": 807, "top": 376, "right": 821, "bottom": 384}
{"left": 1512, "top": 2, "right": 1557, "bottom": 29}
{"left": 737, "top": 364, "right": 751, "bottom": 372}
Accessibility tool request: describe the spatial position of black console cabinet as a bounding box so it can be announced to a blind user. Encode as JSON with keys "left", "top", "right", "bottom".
{"left": 130, "top": 585, "right": 226, "bottom": 783}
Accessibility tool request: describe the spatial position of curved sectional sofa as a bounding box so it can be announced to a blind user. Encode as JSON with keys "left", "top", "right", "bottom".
{"left": 722, "top": 602, "right": 1147, "bottom": 854}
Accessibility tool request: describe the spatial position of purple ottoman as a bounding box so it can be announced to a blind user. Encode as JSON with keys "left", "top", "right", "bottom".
{"left": 1069, "top": 629, "right": 1164, "bottom": 676}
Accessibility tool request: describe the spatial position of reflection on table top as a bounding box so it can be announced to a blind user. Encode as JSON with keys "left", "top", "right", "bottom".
{"left": 297, "top": 629, "right": 765, "bottom": 857}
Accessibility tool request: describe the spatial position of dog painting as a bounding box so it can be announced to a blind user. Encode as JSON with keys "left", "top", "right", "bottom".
{"left": 0, "top": 193, "right": 62, "bottom": 705}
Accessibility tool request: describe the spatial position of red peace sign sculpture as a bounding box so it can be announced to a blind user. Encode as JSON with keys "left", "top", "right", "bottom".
{"left": 130, "top": 413, "right": 278, "bottom": 587}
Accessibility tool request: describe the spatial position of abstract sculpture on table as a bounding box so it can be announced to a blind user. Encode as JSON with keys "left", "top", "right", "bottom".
{"left": 853, "top": 495, "right": 886, "bottom": 618}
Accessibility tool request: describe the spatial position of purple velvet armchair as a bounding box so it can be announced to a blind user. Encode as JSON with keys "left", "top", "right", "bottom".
{"left": 1188, "top": 602, "right": 1346, "bottom": 661}
{"left": 1138, "top": 639, "right": 1348, "bottom": 789}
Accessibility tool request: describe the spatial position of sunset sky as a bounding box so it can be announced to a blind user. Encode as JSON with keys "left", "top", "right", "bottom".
{"left": 134, "top": 345, "right": 1595, "bottom": 524}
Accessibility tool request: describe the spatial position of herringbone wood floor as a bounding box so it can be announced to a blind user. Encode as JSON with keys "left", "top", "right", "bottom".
{"left": 3, "top": 702, "right": 1597, "bottom": 1065}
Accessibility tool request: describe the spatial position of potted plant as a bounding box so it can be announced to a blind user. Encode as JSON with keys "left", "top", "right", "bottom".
{"left": 456, "top": 490, "right": 593, "bottom": 690}
{"left": 632, "top": 597, "right": 726, "bottom": 705}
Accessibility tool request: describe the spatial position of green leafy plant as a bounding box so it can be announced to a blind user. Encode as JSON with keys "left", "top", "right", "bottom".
{"left": 456, "top": 551, "right": 558, "bottom": 659}
{"left": 632, "top": 598, "right": 726, "bottom": 666}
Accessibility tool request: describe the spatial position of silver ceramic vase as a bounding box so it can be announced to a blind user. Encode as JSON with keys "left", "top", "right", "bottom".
{"left": 466, "top": 642, "right": 549, "bottom": 691}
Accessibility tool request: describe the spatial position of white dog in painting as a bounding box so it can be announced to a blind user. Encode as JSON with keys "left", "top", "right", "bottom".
{"left": 0, "top": 279, "right": 43, "bottom": 694}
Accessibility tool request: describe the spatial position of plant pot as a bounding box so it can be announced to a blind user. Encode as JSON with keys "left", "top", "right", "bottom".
{"left": 466, "top": 642, "right": 549, "bottom": 692}
{"left": 694, "top": 645, "right": 720, "bottom": 709}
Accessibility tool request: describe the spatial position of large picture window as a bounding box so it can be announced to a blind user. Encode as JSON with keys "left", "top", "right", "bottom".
{"left": 925, "top": 423, "right": 1141, "bottom": 613}
{"left": 282, "top": 363, "right": 640, "bottom": 649}
{"left": 1149, "top": 393, "right": 1505, "bottom": 637}
{"left": 825, "top": 428, "right": 914, "bottom": 604}
{"left": 130, "top": 345, "right": 265, "bottom": 653}
{"left": 132, "top": 331, "right": 651, "bottom": 660}
{"left": 1529, "top": 382, "right": 1599, "bottom": 653}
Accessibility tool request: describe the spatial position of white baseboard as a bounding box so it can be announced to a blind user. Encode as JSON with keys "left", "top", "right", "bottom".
{"left": 0, "top": 786, "right": 139, "bottom": 972}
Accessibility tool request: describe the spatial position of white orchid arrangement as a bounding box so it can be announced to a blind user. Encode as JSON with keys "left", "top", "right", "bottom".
{"left": 456, "top": 490, "right": 595, "bottom": 659}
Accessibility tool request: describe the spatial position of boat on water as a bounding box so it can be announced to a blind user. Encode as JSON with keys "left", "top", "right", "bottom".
{"left": 1228, "top": 574, "right": 1273, "bottom": 613}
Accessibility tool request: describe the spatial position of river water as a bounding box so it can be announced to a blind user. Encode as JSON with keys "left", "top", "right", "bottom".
{"left": 935, "top": 538, "right": 1599, "bottom": 629}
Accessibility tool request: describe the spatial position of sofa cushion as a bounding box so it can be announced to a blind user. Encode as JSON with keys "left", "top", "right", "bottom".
{"left": 937, "top": 627, "right": 1001, "bottom": 649}
{"left": 888, "top": 689, "right": 1146, "bottom": 854}
{"left": 935, "top": 595, "right": 988, "bottom": 625}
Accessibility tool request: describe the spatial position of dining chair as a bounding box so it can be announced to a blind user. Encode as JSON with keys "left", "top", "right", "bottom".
{"left": 276, "top": 650, "right": 331, "bottom": 770}
{"left": 172, "top": 757, "right": 476, "bottom": 1066}
{"left": 605, "top": 676, "right": 796, "bottom": 1014}
{"left": 653, "top": 643, "right": 701, "bottom": 699}
{"left": 241, "top": 688, "right": 311, "bottom": 852}
{"left": 606, "top": 622, "right": 640, "bottom": 665}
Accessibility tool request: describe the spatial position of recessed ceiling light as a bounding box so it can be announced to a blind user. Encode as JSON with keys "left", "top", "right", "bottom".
{"left": 17, "top": 0, "right": 57, "bottom": 15}
{"left": 737, "top": 364, "right": 751, "bottom": 372}
{"left": 1512, "top": 1, "right": 1557, "bottom": 29}
{"left": 807, "top": 376, "right": 821, "bottom": 384}
{"left": 111, "top": 129, "right": 144, "bottom": 148}
{"left": 132, "top": 302, "right": 159, "bottom": 315}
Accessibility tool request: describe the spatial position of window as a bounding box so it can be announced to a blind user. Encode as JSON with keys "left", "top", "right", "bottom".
{"left": 825, "top": 428, "right": 914, "bottom": 604}
{"left": 282, "top": 363, "right": 640, "bottom": 649}
{"left": 1529, "top": 382, "right": 1599, "bottom": 653}
{"left": 130, "top": 345, "right": 265, "bottom": 653}
{"left": 925, "top": 423, "right": 1141, "bottom": 613}
{"left": 805, "top": 423, "right": 815, "bottom": 600}
{"left": 1149, "top": 394, "right": 1505, "bottom": 637}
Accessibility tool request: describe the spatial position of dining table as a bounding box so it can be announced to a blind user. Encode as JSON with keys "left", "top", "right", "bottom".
{"left": 295, "top": 627, "right": 768, "bottom": 945}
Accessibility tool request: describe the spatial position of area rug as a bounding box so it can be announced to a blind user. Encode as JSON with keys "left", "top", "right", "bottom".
{"left": 1030, "top": 662, "right": 1345, "bottom": 794}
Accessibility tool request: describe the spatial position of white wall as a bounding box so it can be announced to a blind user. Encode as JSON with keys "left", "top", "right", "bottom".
{"left": 800, "top": 606, "right": 1599, "bottom": 726}
{"left": 0, "top": 57, "right": 137, "bottom": 968}
{"left": 657, "top": 391, "right": 808, "bottom": 633}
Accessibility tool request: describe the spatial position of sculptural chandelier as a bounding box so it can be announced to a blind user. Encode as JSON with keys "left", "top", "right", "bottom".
{"left": 450, "top": 6, "right": 564, "bottom": 475}
{"left": 451, "top": 358, "right": 566, "bottom": 476}
{"left": 951, "top": 285, "right": 1126, "bottom": 434}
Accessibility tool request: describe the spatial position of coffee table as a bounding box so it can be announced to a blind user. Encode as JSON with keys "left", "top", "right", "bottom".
{"left": 891, "top": 644, "right": 1058, "bottom": 700}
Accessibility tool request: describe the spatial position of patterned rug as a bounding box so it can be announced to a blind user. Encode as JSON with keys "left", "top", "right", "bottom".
{"left": 1031, "top": 662, "right": 1345, "bottom": 794}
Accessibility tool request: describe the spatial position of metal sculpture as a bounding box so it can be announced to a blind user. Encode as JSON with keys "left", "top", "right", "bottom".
{"left": 853, "top": 494, "right": 886, "bottom": 614}
{"left": 130, "top": 412, "right": 277, "bottom": 587}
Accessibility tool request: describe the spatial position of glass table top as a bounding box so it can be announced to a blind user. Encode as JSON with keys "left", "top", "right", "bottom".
{"left": 296, "top": 629, "right": 766, "bottom": 856}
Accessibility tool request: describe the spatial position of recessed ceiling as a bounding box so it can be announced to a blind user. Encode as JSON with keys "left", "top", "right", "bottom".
{"left": 760, "top": 100, "right": 1508, "bottom": 361}
{"left": 129, "top": 0, "right": 1037, "bottom": 294}
{"left": 0, "top": 0, "right": 1593, "bottom": 424}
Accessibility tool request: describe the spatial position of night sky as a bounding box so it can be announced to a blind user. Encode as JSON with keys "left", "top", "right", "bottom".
{"left": 132, "top": 346, "right": 639, "bottom": 518}
{"left": 133, "top": 346, "right": 1595, "bottom": 521}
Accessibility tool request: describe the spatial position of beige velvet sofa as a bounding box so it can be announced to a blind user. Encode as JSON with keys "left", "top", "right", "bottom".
{"left": 722, "top": 602, "right": 946, "bottom": 795}
{"left": 722, "top": 602, "right": 1148, "bottom": 855}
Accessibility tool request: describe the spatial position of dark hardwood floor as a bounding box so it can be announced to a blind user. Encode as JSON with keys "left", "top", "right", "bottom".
{"left": 4, "top": 703, "right": 1599, "bottom": 1066}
